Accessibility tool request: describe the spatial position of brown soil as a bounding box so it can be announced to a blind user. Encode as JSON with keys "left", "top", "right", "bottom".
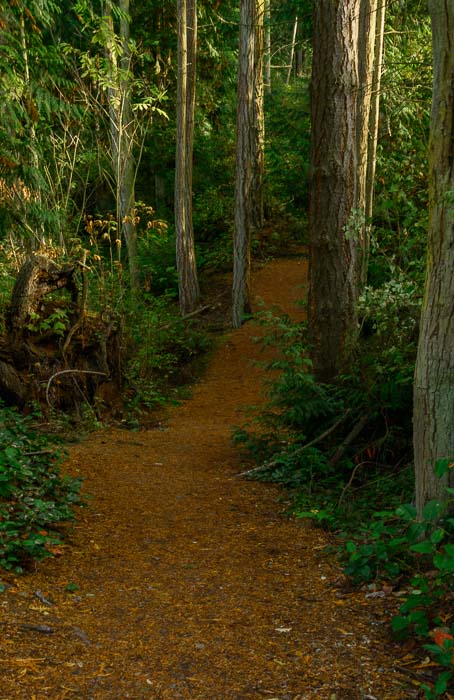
{"left": 0, "top": 258, "right": 417, "bottom": 700}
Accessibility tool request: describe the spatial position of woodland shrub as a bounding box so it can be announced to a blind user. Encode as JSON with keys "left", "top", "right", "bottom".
{"left": 121, "top": 295, "right": 211, "bottom": 419}
{"left": 344, "top": 468, "right": 454, "bottom": 700}
{"left": 0, "top": 404, "right": 82, "bottom": 573}
{"left": 235, "top": 267, "right": 420, "bottom": 521}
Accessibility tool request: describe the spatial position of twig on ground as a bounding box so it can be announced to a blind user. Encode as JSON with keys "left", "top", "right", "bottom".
{"left": 156, "top": 303, "right": 213, "bottom": 332}
{"left": 236, "top": 409, "right": 352, "bottom": 477}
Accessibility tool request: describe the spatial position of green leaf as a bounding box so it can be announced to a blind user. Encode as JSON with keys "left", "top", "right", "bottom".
{"left": 434, "top": 458, "right": 452, "bottom": 479}
{"left": 395, "top": 503, "right": 417, "bottom": 521}
{"left": 434, "top": 670, "right": 452, "bottom": 695}
{"left": 422, "top": 500, "right": 444, "bottom": 522}
{"left": 430, "top": 528, "right": 445, "bottom": 545}
{"left": 392, "top": 615, "right": 410, "bottom": 632}
{"left": 410, "top": 541, "right": 434, "bottom": 554}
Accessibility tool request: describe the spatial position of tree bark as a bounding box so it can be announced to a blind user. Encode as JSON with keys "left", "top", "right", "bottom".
{"left": 264, "top": 0, "right": 271, "bottom": 93}
{"left": 308, "top": 0, "right": 361, "bottom": 382}
{"left": 105, "top": 0, "right": 139, "bottom": 293}
{"left": 356, "top": 0, "right": 378, "bottom": 286}
{"left": 232, "top": 0, "right": 265, "bottom": 328}
{"left": 413, "top": 0, "right": 454, "bottom": 516}
{"left": 365, "top": 0, "right": 386, "bottom": 224}
{"left": 175, "top": 0, "right": 200, "bottom": 315}
{"left": 286, "top": 15, "right": 298, "bottom": 85}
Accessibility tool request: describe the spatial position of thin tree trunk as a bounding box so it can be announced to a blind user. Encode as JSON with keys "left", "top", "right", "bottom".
{"left": 413, "top": 0, "right": 454, "bottom": 516}
{"left": 286, "top": 15, "right": 298, "bottom": 85}
{"left": 252, "top": 0, "right": 265, "bottom": 233}
{"left": 356, "top": 0, "right": 378, "bottom": 286}
{"left": 264, "top": 0, "right": 271, "bottom": 93}
{"left": 175, "top": 0, "right": 200, "bottom": 315}
{"left": 105, "top": 1, "right": 139, "bottom": 293}
{"left": 308, "top": 0, "right": 361, "bottom": 382}
{"left": 365, "top": 0, "right": 386, "bottom": 223}
{"left": 119, "top": 0, "right": 139, "bottom": 293}
{"left": 232, "top": 0, "right": 264, "bottom": 328}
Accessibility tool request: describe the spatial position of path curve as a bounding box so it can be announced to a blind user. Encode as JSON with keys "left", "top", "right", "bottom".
{"left": 1, "top": 258, "right": 410, "bottom": 699}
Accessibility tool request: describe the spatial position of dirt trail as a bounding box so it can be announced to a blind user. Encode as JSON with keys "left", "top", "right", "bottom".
{"left": 0, "top": 258, "right": 412, "bottom": 700}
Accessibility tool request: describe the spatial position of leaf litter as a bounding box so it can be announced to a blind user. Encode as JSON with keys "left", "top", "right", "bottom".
{"left": 0, "top": 257, "right": 419, "bottom": 699}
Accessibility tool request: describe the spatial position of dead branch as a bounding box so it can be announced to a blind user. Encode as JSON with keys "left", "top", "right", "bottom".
{"left": 329, "top": 414, "right": 369, "bottom": 468}
{"left": 337, "top": 460, "right": 373, "bottom": 505}
{"left": 156, "top": 303, "right": 213, "bottom": 333}
{"left": 236, "top": 409, "right": 352, "bottom": 477}
{"left": 46, "top": 369, "right": 108, "bottom": 407}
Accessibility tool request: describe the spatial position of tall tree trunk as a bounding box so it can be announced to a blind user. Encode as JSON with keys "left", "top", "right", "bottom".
{"left": 175, "top": 0, "right": 200, "bottom": 315}
{"left": 356, "top": 0, "right": 378, "bottom": 286}
{"left": 232, "top": 0, "right": 264, "bottom": 328}
{"left": 264, "top": 0, "right": 271, "bottom": 93}
{"left": 252, "top": 0, "right": 265, "bottom": 233}
{"left": 308, "top": 0, "right": 361, "bottom": 382}
{"left": 365, "top": 0, "right": 386, "bottom": 224}
{"left": 286, "top": 15, "right": 298, "bottom": 85}
{"left": 413, "top": 0, "right": 454, "bottom": 516}
{"left": 106, "top": 0, "right": 139, "bottom": 293}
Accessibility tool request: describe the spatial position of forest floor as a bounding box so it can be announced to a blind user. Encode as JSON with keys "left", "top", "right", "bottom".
{"left": 0, "top": 257, "right": 422, "bottom": 700}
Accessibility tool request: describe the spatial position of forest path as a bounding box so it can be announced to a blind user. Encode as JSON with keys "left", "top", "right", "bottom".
{"left": 1, "top": 257, "right": 411, "bottom": 700}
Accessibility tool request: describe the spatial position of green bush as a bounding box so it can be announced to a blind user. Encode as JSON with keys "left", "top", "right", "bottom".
{"left": 235, "top": 282, "right": 419, "bottom": 515}
{"left": 343, "top": 475, "right": 454, "bottom": 699}
{"left": 0, "top": 404, "right": 83, "bottom": 573}
{"left": 122, "top": 295, "right": 211, "bottom": 417}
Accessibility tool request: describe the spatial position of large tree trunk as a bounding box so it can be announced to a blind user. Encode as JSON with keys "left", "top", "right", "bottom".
{"left": 308, "top": 0, "right": 361, "bottom": 382}
{"left": 413, "top": 1, "right": 454, "bottom": 516}
{"left": 232, "top": 0, "right": 264, "bottom": 328}
{"left": 175, "top": 0, "right": 200, "bottom": 315}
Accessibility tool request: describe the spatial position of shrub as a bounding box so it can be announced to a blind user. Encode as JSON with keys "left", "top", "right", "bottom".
{"left": 0, "top": 404, "right": 83, "bottom": 573}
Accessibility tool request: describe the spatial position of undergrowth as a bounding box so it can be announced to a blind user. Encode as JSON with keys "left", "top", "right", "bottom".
{"left": 0, "top": 404, "right": 83, "bottom": 575}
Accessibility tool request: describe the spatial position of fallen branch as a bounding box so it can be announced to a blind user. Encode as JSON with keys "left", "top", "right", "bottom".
{"left": 46, "top": 369, "right": 108, "bottom": 407}
{"left": 329, "top": 413, "right": 369, "bottom": 468}
{"left": 236, "top": 409, "right": 352, "bottom": 477}
{"left": 156, "top": 303, "right": 213, "bottom": 332}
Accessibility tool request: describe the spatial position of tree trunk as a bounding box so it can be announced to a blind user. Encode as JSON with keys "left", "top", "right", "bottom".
{"left": 308, "top": 0, "right": 361, "bottom": 382}
{"left": 252, "top": 0, "right": 265, "bottom": 234}
{"left": 413, "top": 0, "right": 454, "bottom": 516}
{"left": 365, "top": 0, "right": 386, "bottom": 223}
{"left": 264, "top": 0, "right": 271, "bottom": 93}
{"left": 232, "top": 0, "right": 264, "bottom": 328}
{"left": 356, "top": 0, "right": 378, "bottom": 286}
{"left": 286, "top": 15, "right": 298, "bottom": 85}
{"left": 175, "top": 0, "right": 200, "bottom": 315}
{"left": 105, "top": 0, "right": 140, "bottom": 293}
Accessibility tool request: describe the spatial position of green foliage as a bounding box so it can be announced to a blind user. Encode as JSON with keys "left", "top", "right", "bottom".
{"left": 343, "top": 461, "right": 454, "bottom": 699}
{"left": 235, "top": 282, "right": 419, "bottom": 513}
{"left": 370, "top": 8, "right": 431, "bottom": 288}
{"left": 25, "top": 308, "right": 70, "bottom": 337}
{"left": 0, "top": 404, "right": 83, "bottom": 573}
{"left": 122, "top": 295, "right": 211, "bottom": 417}
{"left": 264, "top": 81, "right": 310, "bottom": 236}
